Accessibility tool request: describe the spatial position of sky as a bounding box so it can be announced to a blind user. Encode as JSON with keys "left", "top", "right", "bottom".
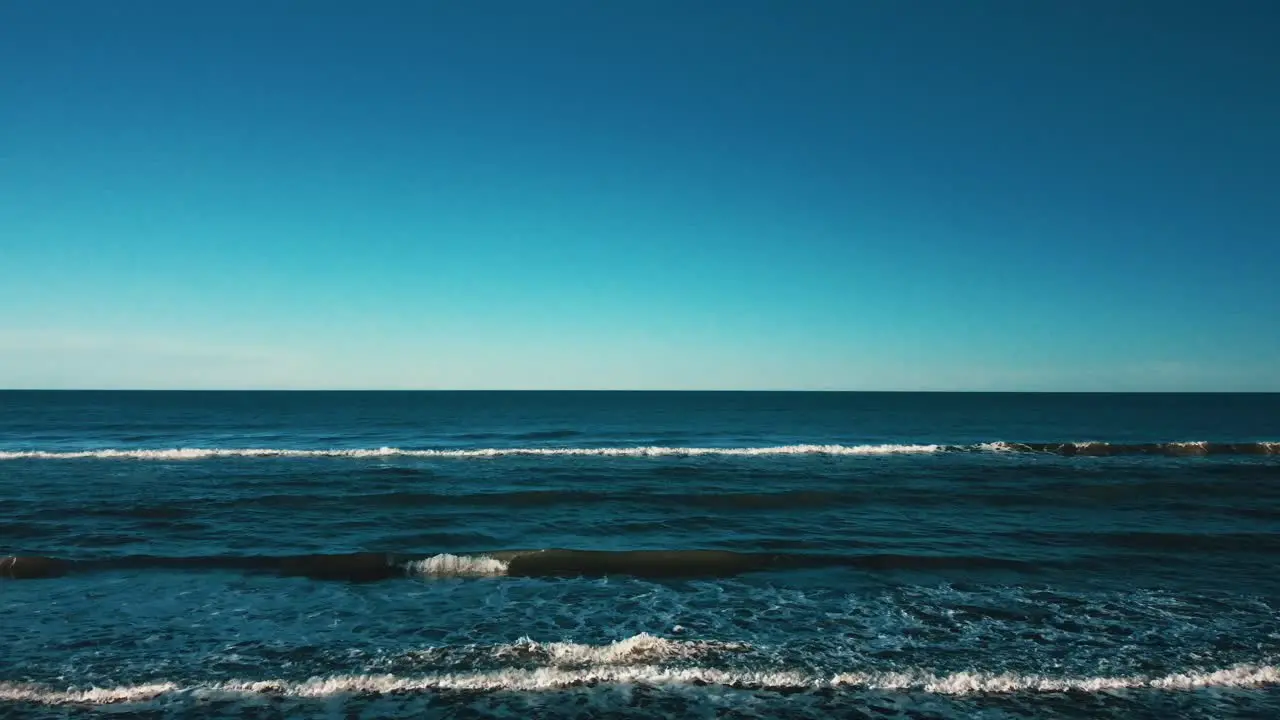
{"left": 2, "top": 1, "right": 1278, "bottom": 391}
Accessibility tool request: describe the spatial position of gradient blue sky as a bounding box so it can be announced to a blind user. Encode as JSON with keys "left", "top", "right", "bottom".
{"left": 3, "top": 1, "right": 1278, "bottom": 390}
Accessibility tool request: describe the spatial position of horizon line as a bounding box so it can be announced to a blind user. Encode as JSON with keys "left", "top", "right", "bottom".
{"left": 2, "top": 388, "right": 1277, "bottom": 394}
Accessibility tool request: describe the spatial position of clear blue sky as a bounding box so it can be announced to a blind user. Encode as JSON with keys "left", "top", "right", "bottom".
{"left": 2, "top": 1, "right": 1277, "bottom": 390}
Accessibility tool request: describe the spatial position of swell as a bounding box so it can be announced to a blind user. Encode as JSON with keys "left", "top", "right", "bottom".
{"left": 983, "top": 441, "right": 1280, "bottom": 456}
{"left": 13, "top": 464, "right": 1277, "bottom": 519}
{"left": 3, "top": 662, "right": 1277, "bottom": 704}
{"left": 0, "top": 444, "right": 944, "bottom": 459}
{"left": 0, "top": 549, "right": 1040, "bottom": 581}
{"left": 1, "top": 441, "right": 1276, "bottom": 460}
{"left": 294, "top": 489, "right": 874, "bottom": 511}
{"left": 1017, "top": 531, "right": 1280, "bottom": 554}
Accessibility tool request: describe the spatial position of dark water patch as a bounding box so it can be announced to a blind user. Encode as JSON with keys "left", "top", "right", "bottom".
{"left": 1092, "top": 531, "right": 1280, "bottom": 554}
{"left": 489, "top": 548, "right": 994, "bottom": 578}
{"left": 494, "top": 548, "right": 1039, "bottom": 577}
{"left": 449, "top": 432, "right": 504, "bottom": 440}
{"left": 603, "top": 520, "right": 678, "bottom": 534}
{"left": 968, "top": 460, "right": 1280, "bottom": 486}
{"left": 2, "top": 549, "right": 1047, "bottom": 582}
{"left": 355, "top": 489, "right": 610, "bottom": 508}
{"left": 839, "top": 553, "right": 1041, "bottom": 573}
{"left": 1008, "top": 530, "right": 1280, "bottom": 554}
{"left": 100, "top": 505, "right": 195, "bottom": 520}
{"left": 320, "top": 489, "right": 883, "bottom": 511}
{"left": 0, "top": 555, "right": 73, "bottom": 579}
{"left": 684, "top": 491, "right": 868, "bottom": 510}
{"left": 244, "top": 493, "right": 333, "bottom": 509}
{"left": 376, "top": 531, "right": 502, "bottom": 548}
{"left": 361, "top": 466, "right": 438, "bottom": 479}
{"left": 495, "top": 549, "right": 789, "bottom": 578}
{"left": 650, "top": 463, "right": 717, "bottom": 477}
{"left": 275, "top": 553, "right": 400, "bottom": 581}
{"left": 0, "top": 522, "right": 57, "bottom": 539}
{"left": 1194, "top": 462, "right": 1280, "bottom": 478}
{"left": 513, "top": 429, "right": 583, "bottom": 440}
{"left": 1, "top": 554, "right": 391, "bottom": 581}
{"left": 1035, "top": 477, "right": 1280, "bottom": 501}
{"left": 1224, "top": 506, "right": 1280, "bottom": 521}
{"left": 118, "top": 435, "right": 163, "bottom": 443}
{"left": 714, "top": 537, "right": 855, "bottom": 552}
{"left": 128, "top": 519, "right": 209, "bottom": 532}
{"left": 18, "top": 504, "right": 198, "bottom": 521}
{"left": 56, "top": 533, "right": 149, "bottom": 548}
{"left": 437, "top": 429, "right": 587, "bottom": 442}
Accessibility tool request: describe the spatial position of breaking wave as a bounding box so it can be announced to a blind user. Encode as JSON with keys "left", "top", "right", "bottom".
{"left": 3, "top": 662, "right": 1277, "bottom": 705}
{"left": 977, "top": 441, "right": 1280, "bottom": 456}
{"left": 403, "top": 553, "right": 508, "bottom": 577}
{"left": 2, "top": 549, "right": 1039, "bottom": 581}
{"left": 1, "top": 441, "right": 1276, "bottom": 461}
{"left": 484, "top": 633, "right": 748, "bottom": 666}
{"left": 0, "top": 444, "right": 941, "bottom": 460}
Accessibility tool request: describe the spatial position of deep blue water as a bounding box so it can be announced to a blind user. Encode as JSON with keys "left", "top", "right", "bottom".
{"left": 3, "top": 391, "right": 1280, "bottom": 718}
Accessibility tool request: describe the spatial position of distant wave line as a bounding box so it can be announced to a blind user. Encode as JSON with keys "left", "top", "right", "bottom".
{"left": 1, "top": 441, "right": 1277, "bottom": 460}
{"left": 2, "top": 549, "right": 1043, "bottom": 581}
{"left": 0, "top": 444, "right": 943, "bottom": 460}
{"left": 3, "top": 662, "right": 1277, "bottom": 705}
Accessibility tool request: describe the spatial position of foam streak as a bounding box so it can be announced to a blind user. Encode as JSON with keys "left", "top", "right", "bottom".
{"left": 2, "top": 441, "right": 1277, "bottom": 461}
{"left": 4, "top": 663, "right": 1278, "bottom": 705}
{"left": 404, "top": 553, "right": 508, "bottom": 577}
{"left": 0, "top": 444, "right": 942, "bottom": 460}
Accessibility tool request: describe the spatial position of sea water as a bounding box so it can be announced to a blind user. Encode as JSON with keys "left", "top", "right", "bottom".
{"left": 3, "top": 391, "right": 1279, "bottom": 718}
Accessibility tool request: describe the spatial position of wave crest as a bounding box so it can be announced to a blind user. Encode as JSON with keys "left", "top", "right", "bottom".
{"left": 493, "top": 633, "right": 749, "bottom": 666}
{"left": 1, "top": 441, "right": 1276, "bottom": 461}
{"left": 403, "top": 553, "right": 508, "bottom": 577}
{"left": 4, "top": 662, "right": 1277, "bottom": 705}
{"left": 0, "top": 444, "right": 943, "bottom": 460}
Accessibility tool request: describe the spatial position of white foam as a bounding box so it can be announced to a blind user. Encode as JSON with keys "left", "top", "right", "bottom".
{"left": 833, "top": 663, "right": 1280, "bottom": 694}
{"left": 0, "top": 444, "right": 943, "bottom": 460}
{"left": 403, "top": 553, "right": 508, "bottom": 577}
{"left": 492, "top": 633, "right": 749, "bottom": 666}
{"left": 3, "top": 441, "right": 1275, "bottom": 461}
{"left": 4, "top": 662, "right": 1277, "bottom": 705}
{"left": 0, "top": 682, "right": 182, "bottom": 705}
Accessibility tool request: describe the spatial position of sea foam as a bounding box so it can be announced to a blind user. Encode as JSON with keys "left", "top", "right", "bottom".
{"left": 403, "top": 553, "right": 508, "bottom": 577}
{"left": 2, "top": 441, "right": 1276, "bottom": 461}
{"left": 0, "top": 444, "right": 943, "bottom": 460}
{"left": 491, "top": 633, "right": 750, "bottom": 666}
{"left": 3, "top": 662, "right": 1278, "bottom": 705}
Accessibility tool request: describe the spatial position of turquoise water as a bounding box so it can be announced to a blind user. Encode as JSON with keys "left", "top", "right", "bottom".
{"left": 3, "top": 391, "right": 1280, "bottom": 718}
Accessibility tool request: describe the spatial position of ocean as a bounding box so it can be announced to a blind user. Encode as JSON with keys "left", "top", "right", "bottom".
{"left": 3, "top": 390, "right": 1279, "bottom": 718}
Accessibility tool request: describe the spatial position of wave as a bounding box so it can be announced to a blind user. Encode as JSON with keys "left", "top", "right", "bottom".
{"left": 0, "top": 444, "right": 942, "bottom": 460}
{"left": 3, "top": 662, "right": 1277, "bottom": 705}
{"left": 344, "top": 488, "right": 871, "bottom": 511}
{"left": 486, "top": 633, "right": 749, "bottom": 666}
{"left": 2, "top": 549, "right": 1040, "bottom": 581}
{"left": 403, "top": 553, "right": 508, "bottom": 577}
{"left": 978, "top": 441, "right": 1280, "bottom": 456}
{"left": 1, "top": 441, "right": 1276, "bottom": 461}
{"left": 1018, "top": 530, "right": 1280, "bottom": 554}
